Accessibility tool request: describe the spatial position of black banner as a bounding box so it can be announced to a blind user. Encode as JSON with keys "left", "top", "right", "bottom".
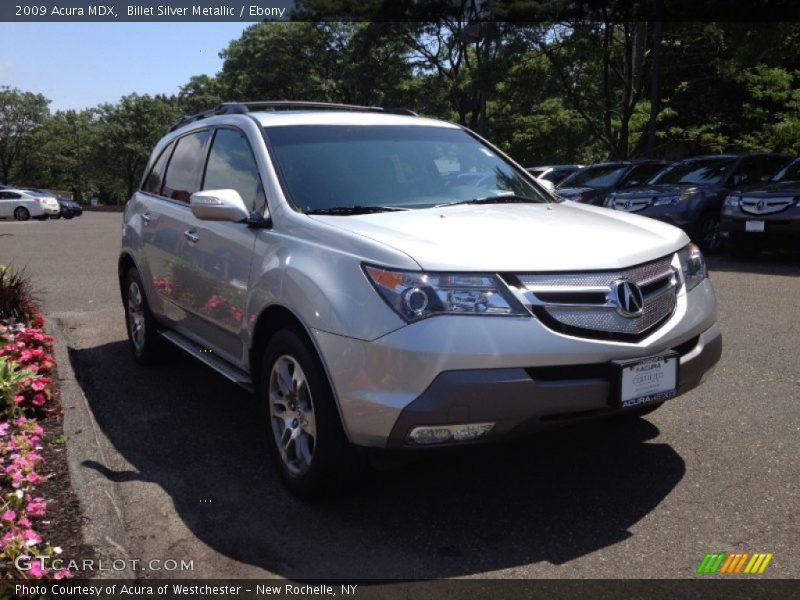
{"left": 2, "top": 1, "right": 800, "bottom": 22}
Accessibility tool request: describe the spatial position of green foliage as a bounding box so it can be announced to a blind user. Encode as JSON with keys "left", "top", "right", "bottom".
{"left": 0, "top": 266, "right": 39, "bottom": 325}
{"left": 3, "top": 21, "right": 800, "bottom": 196}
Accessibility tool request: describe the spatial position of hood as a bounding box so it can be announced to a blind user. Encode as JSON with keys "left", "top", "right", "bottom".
{"left": 309, "top": 201, "right": 688, "bottom": 272}
{"left": 733, "top": 181, "right": 800, "bottom": 196}
{"left": 613, "top": 184, "right": 696, "bottom": 198}
{"left": 554, "top": 186, "right": 602, "bottom": 199}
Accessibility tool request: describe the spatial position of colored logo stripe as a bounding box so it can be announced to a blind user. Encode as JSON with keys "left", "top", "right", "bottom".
{"left": 697, "top": 552, "right": 773, "bottom": 574}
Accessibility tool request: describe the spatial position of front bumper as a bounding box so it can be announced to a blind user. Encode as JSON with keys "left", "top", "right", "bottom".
{"left": 720, "top": 211, "right": 800, "bottom": 248}
{"left": 314, "top": 279, "right": 719, "bottom": 447}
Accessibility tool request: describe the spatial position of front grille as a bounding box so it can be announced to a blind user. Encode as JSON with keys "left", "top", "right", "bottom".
{"left": 740, "top": 196, "right": 795, "bottom": 215}
{"left": 512, "top": 254, "right": 679, "bottom": 341}
{"left": 612, "top": 197, "right": 652, "bottom": 212}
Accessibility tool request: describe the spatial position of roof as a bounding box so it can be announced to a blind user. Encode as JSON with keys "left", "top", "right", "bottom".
{"left": 250, "top": 110, "right": 458, "bottom": 129}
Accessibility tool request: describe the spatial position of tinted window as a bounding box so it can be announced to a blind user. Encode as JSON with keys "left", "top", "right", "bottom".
{"left": 625, "top": 163, "right": 669, "bottom": 185}
{"left": 266, "top": 125, "right": 547, "bottom": 211}
{"left": 162, "top": 131, "right": 210, "bottom": 202}
{"left": 559, "top": 164, "right": 627, "bottom": 188}
{"left": 143, "top": 141, "right": 174, "bottom": 195}
{"left": 650, "top": 157, "right": 735, "bottom": 186}
{"left": 0, "top": 192, "right": 21, "bottom": 199}
{"left": 773, "top": 158, "right": 800, "bottom": 182}
{"left": 203, "top": 129, "right": 265, "bottom": 212}
{"left": 734, "top": 155, "right": 790, "bottom": 186}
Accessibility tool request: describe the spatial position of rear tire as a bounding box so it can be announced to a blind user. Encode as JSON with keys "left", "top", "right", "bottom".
{"left": 259, "top": 328, "right": 356, "bottom": 499}
{"left": 13, "top": 207, "right": 30, "bottom": 221}
{"left": 123, "top": 268, "right": 166, "bottom": 365}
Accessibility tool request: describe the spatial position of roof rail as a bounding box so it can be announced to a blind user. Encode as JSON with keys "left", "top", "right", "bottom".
{"left": 169, "top": 101, "right": 418, "bottom": 131}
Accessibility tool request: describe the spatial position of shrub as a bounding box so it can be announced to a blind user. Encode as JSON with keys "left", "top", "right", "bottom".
{"left": 0, "top": 267, "right": 40, "bottom": 326}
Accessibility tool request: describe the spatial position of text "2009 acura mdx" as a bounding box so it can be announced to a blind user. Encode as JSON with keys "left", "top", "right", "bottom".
{"left": 119, "top": 102, "right": 721, "bottom": 496}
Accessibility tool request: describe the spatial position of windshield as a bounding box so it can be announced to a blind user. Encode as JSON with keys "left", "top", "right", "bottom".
{"left": 265, "top": 125, "right": 549, "bottom": 212}
{"left": 557, "top": 164, "right": 627, "bottom": 188}
{"left": 26, "top": 190, "right": 55, "bottom": 198}
{"left": 650, "top": 157, "right": 735, "bottom": 186}
{"left": 772, "top": 158, "right": 800, "bottom": 183}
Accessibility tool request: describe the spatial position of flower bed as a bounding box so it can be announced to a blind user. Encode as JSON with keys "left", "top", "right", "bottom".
{"left": 1, "top": 270, "right": 73, "bottom": 580}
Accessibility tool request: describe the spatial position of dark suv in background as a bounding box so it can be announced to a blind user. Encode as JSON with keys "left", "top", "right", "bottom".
{"left": 720, "top": 157, "right": 800, "bottom": 257}
{"left": 556, "top": 160, "right": 671, "bottom": 205}
{"left": 606, "top": 154, "right": 791, "bottom": 252}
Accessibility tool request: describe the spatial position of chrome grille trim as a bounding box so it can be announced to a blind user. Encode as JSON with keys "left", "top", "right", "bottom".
{"left": 514, "top": 254, "right": 679, "bottom": 339}
{"left": 740, "top": 196, "right": 795, "bottom": 215}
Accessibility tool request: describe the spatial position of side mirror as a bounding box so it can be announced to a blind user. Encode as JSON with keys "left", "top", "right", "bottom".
{"left": 190, "top": 189, "right": 250, "bottom": 222}
{"left": 733, "top": 173, "right": 747, "bottom": 186}
{"left": 539, "top": 179, "right": 556, "bottom": 192}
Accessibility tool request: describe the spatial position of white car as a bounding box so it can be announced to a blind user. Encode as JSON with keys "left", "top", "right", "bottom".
{"left": 0, "top": 188, "right": 60, "bottom": 221}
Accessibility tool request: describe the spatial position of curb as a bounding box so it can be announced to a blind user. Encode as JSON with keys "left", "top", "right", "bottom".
{"left": 49, "top": 319, "right": 136, "bottom": 580}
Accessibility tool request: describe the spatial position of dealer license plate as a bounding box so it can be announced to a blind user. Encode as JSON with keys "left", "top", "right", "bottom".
{"left": 745, "top": 220, "right": 765, "bottom": 232}
{"left": 614, "top": 353, "right": 678, "bottom": 409}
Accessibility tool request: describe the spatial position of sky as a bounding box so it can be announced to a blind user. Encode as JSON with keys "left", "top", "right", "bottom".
{"left": 0, "top": 23, "right": 252, "bottom": 111}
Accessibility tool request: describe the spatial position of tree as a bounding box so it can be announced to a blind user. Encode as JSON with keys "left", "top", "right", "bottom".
{"left": 91, "top": 94, "right": 182, "bottom": 201}
{"left": 0, "top": 87, "right": 49, "bottom": 184}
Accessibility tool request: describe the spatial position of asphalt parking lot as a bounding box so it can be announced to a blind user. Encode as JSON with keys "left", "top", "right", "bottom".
{"left": 1, "top": 212, "right": 798, "bottom": 579}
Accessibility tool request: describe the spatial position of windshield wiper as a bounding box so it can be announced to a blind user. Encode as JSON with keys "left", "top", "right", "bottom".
{"left": 434, "top": 194, "right": 545, "bottom": 208}
{"left": 304, "top": 205, "right": 410, "bottom": 215}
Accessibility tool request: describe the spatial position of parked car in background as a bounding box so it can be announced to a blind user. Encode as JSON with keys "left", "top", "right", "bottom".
{"left": 720, "top": 156, "right": 800, "bottom": 257}
{"left": 120, "top": 101, "right": 721, "bottom": 497}
{"left": 20, "top": 188, "right": 83, "bottom": 219}
{"left": 527, "top": 164, "right": 584, "bottom": 189}
{"left": 606, "top": 154, "right": 791, "bottom": 252}
{"left": 556, "top": 160, "right": 671, "bottom": 205}
{"left": 54, "top": 196, "right": 83, "bottom": 219}
{"left": 0, "top": 188, "right": 60, "bottom": 221}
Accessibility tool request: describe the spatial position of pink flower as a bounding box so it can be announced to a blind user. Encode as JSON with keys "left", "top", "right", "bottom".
{"left": 0, "top": 422, "right": 8, "bottom": 435}
{"left": 26, "top": 472, "right": 41, "bottom": 485}
{"left": 15, "top": 416, "right": 27, "bottom": 427}
{"left": 18, "top": 517, "right": 31, "bottom": 528}
{"left": 32, "top": 393, "right": 46, "bottom": 407}
{"left": 54, "top": 568, "right": 73, "bottom": 580}
{"left": 2, "top": 510, "right": 16, "bottom": 522}
{"left": 27, "top": 497, "right": 46, "bottom": 516}
{"left": 28, "top": 561, "right": 46, "bottom": 578}
{"left": 31, "top": 379, "right": 46, "bottom": 392}
{"left": 13, "top": 394, "right": 24, "bottom": 404}
{"left": 23, "top": 529, "right": 42, "bottom": 544}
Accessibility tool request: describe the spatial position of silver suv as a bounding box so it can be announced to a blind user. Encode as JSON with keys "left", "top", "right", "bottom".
{"left": 119, "top": 102, "right": 721, "bottom": 496}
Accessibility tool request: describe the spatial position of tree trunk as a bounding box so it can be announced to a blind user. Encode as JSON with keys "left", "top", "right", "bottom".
{"left": 645, "top": 3, "right": 664, "bottom": 157}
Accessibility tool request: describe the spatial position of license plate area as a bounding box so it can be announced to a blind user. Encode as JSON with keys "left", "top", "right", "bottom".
{"left": 611, "top": 352, "right": 679, "bottom": 409}
{"left": 746, "top": 219, "right": 765, "bottom": 232}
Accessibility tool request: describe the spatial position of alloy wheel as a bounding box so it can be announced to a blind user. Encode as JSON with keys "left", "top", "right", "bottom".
{"left": 127, "top": 280, "right": 146, "bottom": 352}
{"left": 268, "top": 355, "right": 316, "bottom": 476}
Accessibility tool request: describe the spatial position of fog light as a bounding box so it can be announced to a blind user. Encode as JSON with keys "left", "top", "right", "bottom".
{"left": 407, "top": 422, "right": 495, "bottom": 445}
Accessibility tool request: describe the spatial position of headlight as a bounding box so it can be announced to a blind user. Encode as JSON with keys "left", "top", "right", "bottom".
{"left": 725, "top": 194, "right": 741, "bottom": 208}
{"left": 654, "top": 190, "right": 696, "bottom": 207}
{"left": 677, "top": 243, "right": 707, "bottom": 291}
{"left": 363, "top": 265, "right": 526, "bottom": 322}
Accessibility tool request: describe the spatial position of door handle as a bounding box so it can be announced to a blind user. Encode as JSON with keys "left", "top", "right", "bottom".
{"left": 141, "top": 211, "right": 153, "bottom": 225}
{"left": 183, "top": 229, "right": 200, "bottom": 244}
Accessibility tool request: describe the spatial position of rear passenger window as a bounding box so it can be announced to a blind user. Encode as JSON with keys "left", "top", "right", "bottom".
{"left": 143, "top": 141, "right": 174, "bottom": 195}
{"left": 162, "top": 131, "right": 210, "bottom": 203}
{"left": 203, "top": 128, "right": 265, "bottom": 212}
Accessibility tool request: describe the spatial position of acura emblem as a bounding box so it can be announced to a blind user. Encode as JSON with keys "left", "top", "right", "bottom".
{"left": 624, "top": 200, "right": 632, "bottom": 210}
{"left": 610, "top": 279, "right": 645, "bottom": 317}
{"left": 757, "top": 199, "right": 766, "bottom": 211}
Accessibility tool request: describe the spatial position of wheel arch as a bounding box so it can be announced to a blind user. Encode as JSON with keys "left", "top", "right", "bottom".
{"left": 248, "top": 303, "right": 353, "bottom": 442}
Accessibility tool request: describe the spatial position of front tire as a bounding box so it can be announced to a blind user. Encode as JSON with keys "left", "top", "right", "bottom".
{"left": 259, "top": 329, "right": 355, "bottom": 498}
{"left": 696, "top": 213, "right": 722, "bottom": 254}
{"left": 123, "top": 268, "right": 166, "bottom": 365}
{"left": 13, "top": 207, "right": 30, "bottom": 221}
